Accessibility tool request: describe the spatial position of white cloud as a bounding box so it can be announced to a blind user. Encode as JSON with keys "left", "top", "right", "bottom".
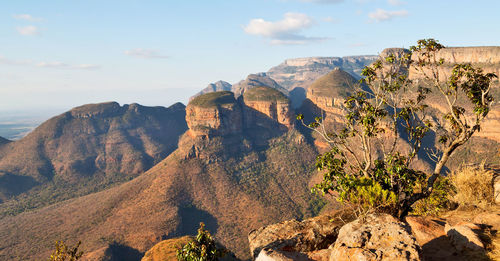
{"left": 368, "top": 8, "right": 408, "bottom": 22}
{"left": 124, "top": 48, "right": 169, "bottom": 59}
{"left": 13, "top": 14, "right": 43, "bottom": 22}
{"left": 299, "top": 0, "right": 343, "bottom": 3}
{"left": 16, "top": 25, "right": 40, "bottom": 36}
{"left": 0, "top": 55, "right": 99, "bottom": 70}
{"left": 323, "top": 16, "right": 340, "bottom": 23}
{"left": 244, "top": 13, "right": 327, "bottom": 45}
{"left": 387, "top": 0, "right": 405, "bottom": 6}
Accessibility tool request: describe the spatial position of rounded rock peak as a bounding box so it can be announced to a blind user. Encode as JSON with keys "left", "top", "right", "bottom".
{"left": 70, "top": 101, "right": 122, "bottom": 118}
{"left": 188, "top": 91, "right": 237, "bottom": 108}
{"left": 242, "top": 86, "right": 289, "bottom": 102}
{"left": 308, "top": 68, "right": 357, "bottom": 98}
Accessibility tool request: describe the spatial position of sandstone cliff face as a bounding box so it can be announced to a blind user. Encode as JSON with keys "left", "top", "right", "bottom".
{"left": 242, "top": 86, "right": 294, "bottom": 130}
{"left": 186, "top": 92, "right": 243, "bottom": 138}
{"left": 267, "top": 56, "right": 378, "bottom": 91}
{"left": 305, "top": 68, "right": 358, "bottom": 118}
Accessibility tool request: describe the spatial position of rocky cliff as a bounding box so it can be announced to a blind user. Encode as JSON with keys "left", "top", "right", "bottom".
{"left": 187, "top": 88, "right": 294, "bottom": 140}
{"left": 306, "top": 68, "right": 359, "bottom": 117}
{"left": 186, "top": 91, "right": 243, "bottom": 139}
{"left": 231, "top": 73, "right": 289, "bottom": 97}
{"left": 190, "top": 80, "right": 232, "bottom": 101}
{"left": 267, "top": 56, "right": 378, "bottom": 91}
{"left": 242, "top": 86, "right": 294, "bottom": 130}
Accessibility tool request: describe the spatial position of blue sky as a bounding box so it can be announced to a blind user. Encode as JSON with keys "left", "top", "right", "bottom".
{"left": 1, "top": 0, "right": 499, "bottom": 114}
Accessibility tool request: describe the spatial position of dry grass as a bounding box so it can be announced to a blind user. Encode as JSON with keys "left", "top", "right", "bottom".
{"left": 488, "top": 235, "right": 500, "bottom": 261}
{"left": 450, "top": 165, "right": 494, "bottom": 208}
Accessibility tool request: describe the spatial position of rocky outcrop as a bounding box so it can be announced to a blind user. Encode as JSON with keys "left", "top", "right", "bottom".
{"left": 190, "top": 80, "right": 232, "bottom": 101}
{"left": 304, "top": 68, "right": 360, "bottom": 123}
{"left": 186, "top": 91, "right": 243, "bottom": 138}
{"left": 445, "top": 223, "right": 484, "bottom": 252}
{"left": 406, "top": 46, "right": 500, "bottom": 81}
{"left": 329, "top": 213, "right": 421, "bottom": 261}
{"left": 267, "top": 56, "right": 378, "bottom": 91}
{"left": 243, "top": 86, "right": 294, "bottom": 130}
{"left": 187, "top": 88, "right": 295, "bottom": 139}
{"left": 232, "top": 73, "right": 289, "bottom": 97}
{"left": 248, "top": 211, "right": 348, "bottom": 259}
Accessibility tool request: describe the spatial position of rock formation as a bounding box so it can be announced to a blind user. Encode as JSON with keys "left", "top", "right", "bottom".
{"left": 186, "top": 91, "right": 243, "bottom": 138}
{"left": 248, "top": 211, "right": 349, "bottom": 259}
{"left": 242, "top": 86, "right": 294, "bottom": 130}
{"left": 267, "top": 56, "right": 378, "bottom": 91}
{"left": 186, "top": 88, "right": 294, "bottom": 140}
{"left": 232, "top": 73, "right": 289, "bottom": 97}
{"left": 305, "top": 68, "right": 359, "bottom": 119}
{"left": 330, "top": 213, "right": 422, "bottom": 261}
{"left": 190, "top": 80, "right": 232, "bottom": 101}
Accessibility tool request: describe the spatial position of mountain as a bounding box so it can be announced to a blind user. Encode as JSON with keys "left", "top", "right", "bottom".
{"left": 190, "top": 80, "right": 232, "bottom": 101}
{"left": 0, "top": 136, "right": 9, "bottom": 146}
{"left": 231, "top": 73, "right": 289, "bottom": 97}
{"left": 0, "top": 89, "right": 323, "bottom": 260}
{"left": 266, "top": 56, "right": 378, "bottom": 91}
{"left": 0, "top": 102, "right": 187, "bottom": 209}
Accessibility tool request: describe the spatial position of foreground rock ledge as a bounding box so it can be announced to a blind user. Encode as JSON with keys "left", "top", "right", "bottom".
{"left": 330, "top": 213, "right": 422, "bottom": 261}
{"left": 248, "top": 211, "right": 352, "bottom": 259}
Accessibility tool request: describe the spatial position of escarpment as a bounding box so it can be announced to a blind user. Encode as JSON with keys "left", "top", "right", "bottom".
{"left": 242, "top": 86, "right": 294, "bottom": 130}
{"left": 305, "top": 68, "right": 359, "bottom": 121}
{"left": 186, "top": 88, "right": 294, "bottom": 139}
{"left": 186, "top": 91, "right": 243, "bottom": 138}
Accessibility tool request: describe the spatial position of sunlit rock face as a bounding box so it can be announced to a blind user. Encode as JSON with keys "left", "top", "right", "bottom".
{"left": 186, "top": 91, "right": 243, "bottom": 139}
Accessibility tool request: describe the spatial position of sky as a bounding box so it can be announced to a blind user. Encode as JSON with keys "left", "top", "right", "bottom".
{"left": 1, "top": 0, "right": 499, "bottom": 116}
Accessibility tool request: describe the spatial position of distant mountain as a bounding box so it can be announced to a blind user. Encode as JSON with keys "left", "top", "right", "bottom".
{"left": 0, "top": 90, "right": 322, "bottom": 260}
{"left": 266, "top": 56, "right": 378, "bottom": 91}
{"left": 0, "top": 137, "right": 9, "bottom": 146}
{"left": 190, "top": 80, "right": 232, "bottom": 101}
{"left": 231, "top": 73, "right": 289, "bottom": 97}
{"left": 0, "top": 102, "right": 187, "bottom": 207}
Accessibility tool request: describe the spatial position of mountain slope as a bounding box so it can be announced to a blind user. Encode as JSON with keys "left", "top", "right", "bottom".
{"left": 0, "top": 102, "right": 187, "bottom": 207}
{"left": 0, "top": 92, "right": 322, "bottom": 260}
{"left": 0, "top": 136, "right": 9, "bottom": 146}
{"left": 266, "top": 56, "right": 378, "bottom": 91}
{"left": 231, "top": 73, "right": 289, "bottom": 97}
{"left": 190, "top": 80, "right": 232, "bottom": 101}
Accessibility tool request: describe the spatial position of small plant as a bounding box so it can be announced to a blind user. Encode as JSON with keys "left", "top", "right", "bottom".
{"left": 450, "top": 165, "right": 494, "bottom": 208}
{"left": 48, "top": 240, "right": 83, "bottom": 261}
{"left": 176, "top": 222, "right": 227, "bottom": 261}
{"left": 410, "top": 176, "right": 454, "bottom": 216}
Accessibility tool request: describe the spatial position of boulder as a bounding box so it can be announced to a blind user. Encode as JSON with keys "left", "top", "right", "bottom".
{"left": 329, "top": 213, "right": 421, "bottom": 261}
{"left": 248, "top": 212, "right": 348, "bottom": 259}
{"left": 444, "top": 224, "right": 484, "bottom": 252}
{"left": 405, "top": 216, "right": 446, "bottom": 246}
{"left": 405, "top": 216, "right": 458, "bottom": 260}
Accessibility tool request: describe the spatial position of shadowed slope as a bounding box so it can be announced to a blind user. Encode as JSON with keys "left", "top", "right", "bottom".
{"left": 0, "top": 130, "right": 319, "bottom": 260}
{"left": 0, "top": 102, "right": 187, "bottom": 208}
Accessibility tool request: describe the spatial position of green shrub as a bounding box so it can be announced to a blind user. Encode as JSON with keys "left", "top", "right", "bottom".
{"left": 411, "top": 177, "right": 454, "bottom": 216}
{"left": 176, "top": 222, "right": 226, "bottom": 261}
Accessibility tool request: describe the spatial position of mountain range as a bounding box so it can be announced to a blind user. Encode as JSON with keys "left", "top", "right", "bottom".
{"left": 0, "top": 47, "right": 499, "bottom": 260}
